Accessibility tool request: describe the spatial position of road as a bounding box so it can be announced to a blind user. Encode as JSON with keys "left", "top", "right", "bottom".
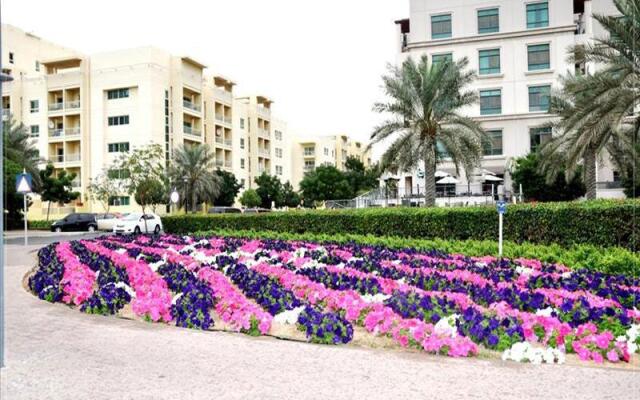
{"left": 1, "top": 238, "right": 639, "bottom": 400}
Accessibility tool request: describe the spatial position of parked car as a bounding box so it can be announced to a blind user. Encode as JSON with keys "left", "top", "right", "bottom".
{"left": 208, "top": 207, "right": 242, "bottom": 214}
{"left": 51, "top": 213, "right": 98, "bottom": 232}
{"left": 96, "top": 213, "right": 122, "bottom": 231}
{"left": 243, "top": 208, "right": 272, "bottom": 214}
{"left": 113, "top": 212, "right": 163, "bottom": 235}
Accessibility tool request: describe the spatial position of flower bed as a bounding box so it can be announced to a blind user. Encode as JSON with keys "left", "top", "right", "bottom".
{"left": 27, "top": 234, "right": 640, "bottom": 365}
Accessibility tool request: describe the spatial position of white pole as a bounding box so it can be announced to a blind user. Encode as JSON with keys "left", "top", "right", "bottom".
{"left": 23, "top": 193, "right": 28, "bottom": 246}
{"left": 498, "top": 212, "right": 503, "bottom": 257}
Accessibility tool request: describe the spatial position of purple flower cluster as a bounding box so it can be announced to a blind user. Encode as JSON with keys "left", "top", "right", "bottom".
{"left": 297, "top": 306, "right": 354, "bottom": 344}
{"left": 28, "top": 244, "right": 64, "bottom": 302}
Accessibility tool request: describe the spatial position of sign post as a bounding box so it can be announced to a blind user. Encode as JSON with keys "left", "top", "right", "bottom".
{"left": 496, "top": 200, "right": 507, "bottom": 257}
{"left": 16, "top": 170, "right": 33, "bottom": 246}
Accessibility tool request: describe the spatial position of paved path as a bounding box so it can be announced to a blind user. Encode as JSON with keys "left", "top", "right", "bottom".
{"left": 1, "top": 243, "right": 639, "bottom": 400}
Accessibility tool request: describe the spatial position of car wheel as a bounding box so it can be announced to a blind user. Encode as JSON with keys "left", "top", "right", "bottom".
{"left": 55, "top": 227, "right": 62, "bottom": 233}
{"left": 154, "top": 225, "right": 161, "bottom": 234}
{"left": 88, "top": 225, "right": 96, "bottom": 232}
{"left": 134, "top": 226, "right": 141, "bottom": 235}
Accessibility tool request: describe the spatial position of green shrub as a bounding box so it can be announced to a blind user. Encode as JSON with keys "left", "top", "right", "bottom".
{"left": 194, "top": 229, "right": 640, "bottom": 277}
{"left": 163, "top": 199, "right": 639, "bottom": 251}
{"left": 28, "top": 220, "right": 53, "bottom": 230}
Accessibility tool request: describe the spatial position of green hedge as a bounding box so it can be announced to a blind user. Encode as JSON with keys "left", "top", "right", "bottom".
{"left": 163, "top": 200, "right": 639, "bottom": 251}
{"left": 28, "top": 220, "right": 53, "bottom": 230}
{"left": 196, "top": 229, "right": 640, "bottom": 277}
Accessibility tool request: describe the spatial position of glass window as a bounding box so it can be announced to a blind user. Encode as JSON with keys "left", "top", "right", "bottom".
{"left": 240, "top": 138, "right": 245, "bottom": 149}
{"left": 275, "top": 148, "right": 283, "bottom": 158}
{"left": 478, "top": 8, "right": 499, "bottom": 34}
{"left": 436, "top": 141, "right": 450, "bottom": 158}
{"left": 304, "top": 160, "right": 315, "bottom": 170}
{"left": 108, "top": 115, "right": 129, "bottom": 126}
{"left": 276, "top": 165, "right": 283, "bottom": 176}
{"left": 530, "top": 127, "right": 552, "bottom": 151}
{"left": 30, "top": 100, "right": 39, "bottom": 113}
{"left": 528, "top": 44, "right": 550, "bottom": 70}
{"left": 35, "top": 61, "right": 40, "bottom": 72}
{"left": 483, "top": 130, "right": 503, "bottom": 156}
{"left": 240, "top": 118, "right": 245, "bottom": 129}
{"left": 107, "top": 88, "right": 129, "bottom": 100}
{"left": 30, "top": 125, "right": 39, "bottom": 137}
{"left": 240, "top": 158, "right": 245, "bottom": 169}
{"left": 480, "top": 89, "right": 502, "bottom": 115}
{"left": 108, "top": 196, "right": 130, "bottom": 206}
{"left": 8, "top": 52, "right": 14, "bottom": 64}
{"left": 275, "top": 130, "right": 283, "bottom": 140}
{"left": 324, "top": 148, "right": 329, "bottom": 156}
{"left": 304, "top": 146, "right": 315, "bottom": 156}
{"left": 529, "top": 85, "right": 551, "bottom": 112}
{"left": 107, "top": 169, "right": 130, "bottom": 180}
{"left": 479, "top": 49, "right": 500, "bottom": 75}
{"left": 108, "top": 142, "right": 130, "bottom": 153}
{"left": 431, "top": 14, "right": 452, "bottom": 39}
{"left": 432, "top": 53, "right": 453, "bottom": 66}
{"left": 527, "top": 2, "right": 549, "bottom": 29}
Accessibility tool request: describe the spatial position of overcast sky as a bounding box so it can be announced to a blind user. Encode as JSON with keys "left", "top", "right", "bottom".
{"left": 4, "top": 0, "right": 406, "bottom": 150}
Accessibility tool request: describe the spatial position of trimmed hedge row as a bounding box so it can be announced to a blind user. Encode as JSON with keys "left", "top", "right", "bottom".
{"left": 163, "top": 200, "right": 639, "bottom": 250}
{"left": 27, "top": 220, "right": 53, "bottom": 230}
{"left": 196, "top": 229, "right": 640, "bottom": 277}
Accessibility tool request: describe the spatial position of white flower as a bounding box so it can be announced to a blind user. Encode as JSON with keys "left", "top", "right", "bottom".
{"left": 535, "top": 307, "right": 556, "bottom": 317}
{"left": 434, "top": 314, "right": 459, "bottom": 338}
{"left": 115, "top": 248, "right": 127, "bottom": 255}
{"left": 273, "top": 306, "right": 305, "bottom": 325}
{"left": 561, "top": 272, "right": 573, "bottom": 279}
{"left": 148, "top": 259, "right": 165, "bottom": 272}
{"left": 171, "top": 293, "right": 183, "bottom": 305}
{"left": 114, "top": 282, "right": 136, "bottom": 298}
{"left": 515, "top": 266, "right": 534, "bottom": 276}
{"left": 361, "top": 294, "right": 391, "bottom": 303}
{"left": 475, "top": 262, "right": 487, "bottom": 268}
{"left": 502, "top": 342, "right": 565, "bottom": 364}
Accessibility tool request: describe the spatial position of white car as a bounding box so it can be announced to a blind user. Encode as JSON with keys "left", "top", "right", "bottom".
{"left": 96, "top": 213, "right": 122, "bottom": 231}
{"left": 113, "top": 212, "right": 163, "bottom": 235}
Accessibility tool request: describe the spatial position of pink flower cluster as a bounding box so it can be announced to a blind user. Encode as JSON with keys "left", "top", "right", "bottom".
{"left": 572, "top": 323, "right": 631, "bottom": 363}
{"left": 57, "top": 242, "right": 96, "bottom": 305}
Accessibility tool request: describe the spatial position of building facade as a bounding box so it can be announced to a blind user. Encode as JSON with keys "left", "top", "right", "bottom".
{"left": 388, "top": 0, "right": 624, "bottom": 201}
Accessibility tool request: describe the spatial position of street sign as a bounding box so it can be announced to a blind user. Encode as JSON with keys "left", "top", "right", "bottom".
{"left": 496, "top": 200, "right": 507, "bottom": 215}
{"left": 15, "top": 173, "right": 33, "bottom": 193}
{"left": 417, "top": 170, "right": 425, "bottom": 179}
{"left": 496, "top": 200, "right": 506, "bottom": 257}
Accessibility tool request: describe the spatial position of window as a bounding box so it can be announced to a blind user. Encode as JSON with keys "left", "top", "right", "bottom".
{"left": 240, "top": 158, "right": 245, "bottom": 169}
{"left": 529, "top": 85, "right": 551, "bottom": 112}
{"left": 530, "top": 127, "right": 552, "bottom": 151}
{"left": 528, "top": 44, "right": 550, "bottom": 70}
{"left": 275, "top": 148, "right": 283, "bottom": 158}
{"left": 108, "top": 196, "right": 130, "bottom": 206}
{"left": 240, "top": 138, "right": 245, "bottom": 149}
{"left": 35, "top": 61, "right": 40, "bottom": 72}
{"left": 324, "top": 147, "right": 329, "bottom": 156}
{"left": 107, "top": 88, "right": 129, "bottom": 100}
{"left": 479, "top": 49, "right": 500, "bottom": 75}
{"left": 527, "top": 2, "right": 549, "bottom": 29}
{"left": 108, "top": 142, "right": 130, "bottom": 153}
{"left": 436, "top": 141, "right": 450, "bottom": 158}
{"left": 30, "top": 125, "right": 39, "bottom": 137}
{"left": 240, "top": 118, "right": 245, "bottom": 129}
{"left": 276, "top": 165, "right": 283, "bottom": 176}
{"left": 480, "top": 89, "right": 502, "bottom": 115}
{"left": 483, "top": 130, "right": 503, "bottom": 156}
{"left": 30, "top": 100, "right": 39, "bottom": 113}
{"left": 304, "top": 146, "right": 315, "bottom": 156}
{"left": 8, "top": 52, "right": 14, "bottom": 64}
{"left": 304, "top": 160, "right": 315, "bottom": 170}
{"left": 478, "top": 8, "right": 499, "bottom": 34}
{"left": 432, "top": 53, "right": 453, "bottom": 66}
{"left": 431, "top": 14, "right": 452, "bottom": 39}
{"left": 107, "top": 169, "right": 130, "bottom": 180}
{"left": 275, "top": 130, "right": 283, "bottom": 140}
{"left": 108, "top": 115, "right": 129, "bottom": 126}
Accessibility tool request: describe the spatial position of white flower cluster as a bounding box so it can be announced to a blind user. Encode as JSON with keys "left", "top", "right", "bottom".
{"left": 360, "top": 293, "right": 391, "bottom": 303}
{"left": 434, "top": 314, "right": 460, "bottom": 338}
{"left": 274, "top": 306, "right": 306, "bottom": 325}
{"left": 534, "top": 307, "right": 558, "bottom": 317}
{"left": 114, "top": 281, "right": 136, "bottom": 298}
{"left": 115, "top": 248, "right": 127, "bottom": 255}
{"left": 293, "top": 248, "right": 308, "bottom": 258}
{"left": 300, "top": 259, "right": 325, "bottom": 270}
{"left": 515, "top": 266, "right": 535, "bottom": 277}
{"left": 617, "top": 324, "right": 640, "bottom": 354}
{"left": 148, "top": 258, "right": 166, "bottom": 272}
{"left": 502, "top": 342, "right": 566, "bottom": 364}
{"left": 191, "top": 251, "right": 217, "bottom": 265}
{"left": 171, "top": 292, "right": 183, "bottom": 305}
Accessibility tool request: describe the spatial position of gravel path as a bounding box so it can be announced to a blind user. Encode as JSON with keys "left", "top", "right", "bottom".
{"left": 1, "top": 244, "right": 639, "bottom": 400}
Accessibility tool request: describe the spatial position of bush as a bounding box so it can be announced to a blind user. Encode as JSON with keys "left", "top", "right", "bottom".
{"left": 28, "top": 220, "right": 53, "bottom": 230}
{"left": 162, "top": 200, "right": 639, "bottom": 251}
{"left": 193, "top": 229, "right": 640, "bottom": 277}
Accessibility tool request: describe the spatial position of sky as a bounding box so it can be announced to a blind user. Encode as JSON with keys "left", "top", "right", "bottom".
{"left": 3, "top": 0, "right": 406, "bottom": 151}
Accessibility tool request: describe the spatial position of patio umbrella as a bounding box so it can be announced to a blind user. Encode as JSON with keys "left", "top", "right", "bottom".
{"left": 435, "top": 170, "right": 450, "bottom": 178}
{"left": 436, "top": 176, "right": 460, "bottom": 184}
{"left": 482, "top": 175, "right": 503, "bottom": 182}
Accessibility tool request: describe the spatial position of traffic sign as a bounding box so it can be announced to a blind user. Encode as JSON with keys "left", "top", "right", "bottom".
{"left": 15, "top": 173, "right": 33, "bottom": 193}
{"left": 496, "top": 200, "right": 507, "bottom": 215}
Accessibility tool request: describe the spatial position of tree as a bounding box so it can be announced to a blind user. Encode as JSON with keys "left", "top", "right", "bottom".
{"left": 370, "top": 55, "right": 486, "bottom": 206}
{"left": 280, "top": 182, "right": 301, "bottom": 208}
{"left": 511, "top": 153, "right": 585, "bottom": 202}
{"left": 169, "top": 145, "right": 220, "bottom": 213}
{"left": 4, "top": 158, "right": 30, "bottom": 229}
{"left": 3, "top": 116, "right": 42, "bottom": 189}
{"left": 134, "top": 178, "right": 166, "bottom": 224}
{"left": 214, "top": 169, "right": 242, "bottom": 207}
{"left": 39, "top": 164, "right": 80, "bottom": 221}
{"left": 114, "top": 143, "right": 168, "bottom": 212}
{"left": 254, "top": 172, "right": 283, "bottom": 209}
{"left": 239, "top": 189, "right": 261, "bottom": 208}
{"left": 539, "top": 0, "right": 640, "bottom": 199}
{"left": 299, "top": 165, "right": 353, "bottom": 205}
{"left": 344, "top": 156, "right": 380, "bottom": 195}
{"left": 608, "top": 121, "right": 639, "bottom": 198}
{"left": 86, "top": 171, "right": 122, "bottom": 217}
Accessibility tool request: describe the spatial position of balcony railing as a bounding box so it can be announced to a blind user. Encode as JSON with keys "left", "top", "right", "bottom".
{"left": 213, "top": 88, "right": 233, "bottom": 103}
{"left": 259, "top": 149, "right": 270, "bottom": 158}
{"left": 67, "top": 100, "right": 81, "bottom": 110}
{"left": 257, "top": 106, "right": 271, "bottom": 120}
{"left": 596, "top": 181, "right": 623, "bottom": 189}
{"left": 303, "top": 151, "right": 315, "bottom": 157}
{"left": 48, "top": 102, "right": 64, "bottom": 112}
{"left": 49, "top": 154, "right": 64, "bottom": 163}
{"left": 215, "top": 136, "right": 223, "bottom": 145}
{"left": 224, "top": 139, "right": 232, "bottom": 147}
{"left": 49, "top": 129, "right": 64, "bottom": 138}
{"left": 66, "top": 127, "right": 81, "bottom": 137}
{"left": 71, "top": 179, "right": 81, "bottom": 188}
{"left": 183, "top": 126, "right": 202, "bottom": 137}
{"left": 258, "top": 129, "right": 270, "bottom": 139}
{"left": 2, "top": 109, "right": 9, "bottom": 119}
{"left": 224, "top": 160, "right": 232, "bottom": 168}
{"left": 66, "top": 153, "right": 81, "bottom": 162}
{"left": 183, "top": 99, "right": 201, "bottom": 113}
{"left": 215, "top": 159, "right": 224, "bottom": 167}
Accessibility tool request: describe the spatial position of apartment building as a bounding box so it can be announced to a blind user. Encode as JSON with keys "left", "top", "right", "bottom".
{"left": 389, "top": 0, "right": 624, "bottom": 200}
{"left": 2, "top": 24, "right": 301, "bottom": 217}
{"left": 291, "top": 134, "right": 372, "bottom": 190}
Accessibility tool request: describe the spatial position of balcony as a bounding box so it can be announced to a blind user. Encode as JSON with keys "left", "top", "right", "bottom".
{"left": 257, "top": 106, "right": 271, "bottom": 120}
{"left": 215, "top": 159, "right": 224, "bottom": 167}
{"left": 48, "top": 154, "right": 64, "bottom": 163}
{"left": 71, "top": 179, "right": 81, "bottom": 188}
{"left": 67, "top": 100, "right": 81, "bottom": 111}
{"left": 258, "top": 129, "right": 270, "bottom": 139}
{"left": 215, "top": 137, "right": 232, "bottom": 148}
{"left": 48, "top": 127, "right": 81, "bottom": 141}
{"left": 49, "top": 102, "right": 64, "bottom": 112}
{"left": 2, "top": 108, "right": 10, "bottom": 119}
{"left": 183, "top": 126, "right": 202, "bottom": 138}
{"left": 215, "top": 113, "right": 231, "bottom": 126}
{"left": 49, "top": 129, "right": 64, "bottom": 139}
{"left": 66, "top": 153, "right": 81, "bottom": 162}
{"left": 65, "top": 127, "right": 81, "bottom": 138}
{"left": 303, "top": 151, "right": 315, "bottom": 158}
{"left": 183, "top": 99, "right": 201, "bottom": 113}
{"left": 224, "top": 160, "right": 232, "bottom": 169}
{"left": 213, "top": 88, "right": 233, "bottom": 104}
{"left": 258, "top": 149, "right": 270, "bottom": 158}
{"left": 596, "top": 181, "right": 623, "bottom": 189}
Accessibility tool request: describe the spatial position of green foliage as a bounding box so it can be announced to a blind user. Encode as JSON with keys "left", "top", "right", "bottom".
{"left": 281, "top": 182, "right": 301, "bottom": 208}
{"left": 170, "top": 145, "right": 220, "bottom": 212}
{"left": 114, "top": 143, "right": 168, "bottom": 211}
{"left": 239, "top": 189, "right": 261, "bottom": 208}
{"left": 3, "top": 116, "right": 42, "bottom": 189}
{"left": 254, "top": 173, "right": 283, "bottom": 209}
{"left": 86, "top": 171, "right": 123, "bottom": 216}
{"left": 214, "top": 169, "right": 242, "bottom": 207}
{"left": 299, "top": 165, "right": 353, "bottom": 204}
{"left": 192, "top": 229, "right": 640, "bottom": 277}
{"left": 4, "top": 158, "right": 29, "bottom": 229}
{"left": 511, "top": 153, "right": 586, "bottom": 202}
{"left": 344, "top": 156, "right": 380, "bottom": 195}
{"left": 134, "top": 178, "right": 166, "bottom": 213}
{"left": 162, "top": 199, "right": 640, "bottom": 251}
{"left": 28, "top": 220, "right": 53, "bottom": 230}
{"left": 39, "top": 164, "right": 80, "bottom": 221}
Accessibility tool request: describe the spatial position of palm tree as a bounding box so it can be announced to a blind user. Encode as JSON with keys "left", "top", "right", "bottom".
{"left": 3, "top": 116, "right": 42, "bottom": 188}
{"left": 169, "top": 144, "right": 221, "bottom": 212}
{"left": 539, "top": 0, "right": 640, "bottom": 199}
{"left": 370, "top": 55, "right": 486, "bottom": 206}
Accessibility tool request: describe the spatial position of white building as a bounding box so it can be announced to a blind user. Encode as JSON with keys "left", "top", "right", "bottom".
{"left": 383, "top": 0, "right": 624, "bottom": 205}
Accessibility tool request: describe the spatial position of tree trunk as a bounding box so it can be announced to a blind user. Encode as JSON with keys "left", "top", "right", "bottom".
{"left": 46, "top": 201, "right": 51, "bottom": 222}
{"left": 424, "top": 144, "right": 436, "bottom": 207}
{"left": 192, "top": 192, "right": 197, "bottom": 214}
{"left": 584, "top": 146, "right": 597, "bottom": 200}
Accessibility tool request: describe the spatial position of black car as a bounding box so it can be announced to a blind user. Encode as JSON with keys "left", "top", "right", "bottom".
{"left": 243, "top": 208, "right": 272, "bottom": 214}
{"left": 51, "top": 213, "right": 98, "bottom": 232}
{"left": 208, "top": 207, "right": 242, "bottom": 214}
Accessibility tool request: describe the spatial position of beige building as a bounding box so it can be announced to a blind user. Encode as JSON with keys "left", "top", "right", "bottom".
{"left": 291, "top": 134, "right": 371, "bottom": 190}
{"left": 3, "top": 24, "right": 367, "bottom": 216}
